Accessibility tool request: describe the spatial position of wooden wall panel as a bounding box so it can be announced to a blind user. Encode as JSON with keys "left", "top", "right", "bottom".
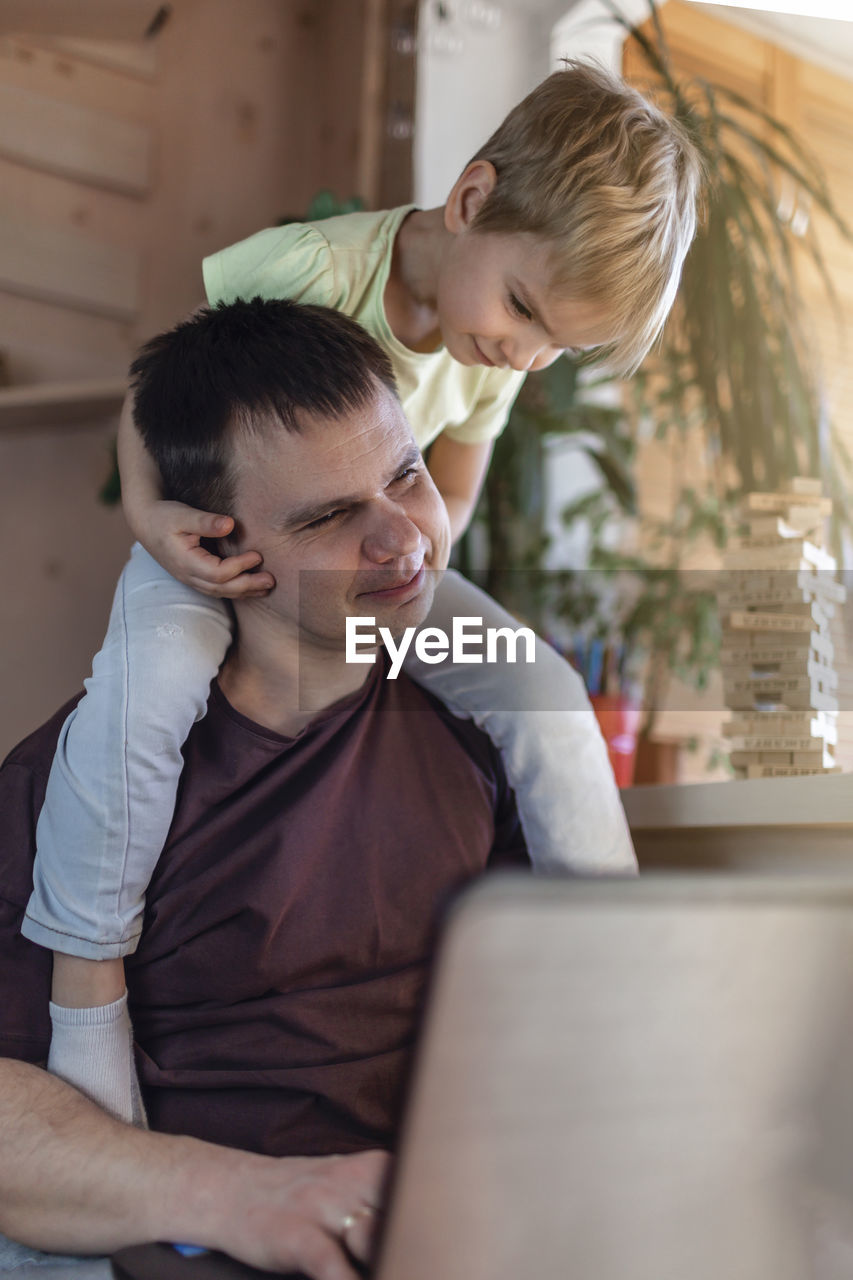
{"left": 33, "top": 35, "right": 159, "bottom": 79}
{"left": 0, "top": 1, "right": 161, "bottom": 40}
{"left": 0, "top": 0, "right": 407, "bottom": 756}
{"left": 0, "top": 210, "right": 140, "bottom": 316}
{"left": 0, "top": 32, "right": 152, "bottom": 115}
{"left": 0, "top": 81, "right": 151, "bottom": 193}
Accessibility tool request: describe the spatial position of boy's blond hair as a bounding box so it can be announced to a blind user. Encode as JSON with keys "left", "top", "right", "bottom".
{"left": 468, "top": 60, "right": 703, "bottom": 375}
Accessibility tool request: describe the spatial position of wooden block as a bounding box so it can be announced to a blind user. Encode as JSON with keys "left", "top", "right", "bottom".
{"left": 730, "top": 750, "right": 793, "bottom": 768}
{"left": 726, "top": 609, "right": 818, "bottom": 634}
{"left": 0, "top": 211, "right": 139, "bottom": 318}
{"left": 788, "top": 503, "right": 831, "bottom": 526}
{"left": 787, "top": 477, "right": 824, "bottom": 496}
{"left": 720, "top": 628, "right": 825, "bottom": 653}
{"left": 719, "top": 636, "right": 834, "bottom": 666}
{"left": 723, "top": 542, "right": 835, "bottom": 572}
{"left": 774, "top": 689, "right": 839, "bottom": 713}
{"left": 786, "top": 569, "right": 846, "bottom": 604}
{"left": 748, "top": 514, "right": 824, "bottom": 541}
{"left": 721, "top": 660, "right": 838, "bottom": 687}
{"left": 718, "top": 576, "right": 842, "bottom": 611}
{"left": 756, "top": 600, "right": 833, "bottom": 626}
{"left": 0, "top": 82, "right": 151, "bottom": 196}
{"left": 729, "top": 748, "right": 834, "bottom": 769}
{"left": 743, "top": 492, "right": 832, "bottom": 516}
{"left": 728, "top": 734, "right": 835, "bottom": 752}
{"left": 722, "top": 711, "right": 837, "bottom": 741}
{"left": 792, "top": 748, "right": 836, "bottom": 768}
{"left": 768, "top": 630, "right": 833, "bottom": 661}
{"left": 746, "top": 516, "right": 784, "bottom": 538}
{"left": 803, "top": 571, "right": 847, "bottom": 604}
{"left": 765, "top": 600, "right": 834, "bottom": 625}
{"left": 723, "top": 673, "right": 836, "bottom": 700}
{"left": 724, "top": 685, "right": 839, "bottom": 714}
{"left": 745, "top": 764, "right": 841, "bottom": 778}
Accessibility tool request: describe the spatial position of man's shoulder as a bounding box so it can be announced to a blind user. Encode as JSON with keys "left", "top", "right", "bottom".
{"left": 385, "top": 671, "right": 508, "bottom": 786}
{"left": 0, "top": 705, "right": 69, "bottom": 1061}
{"left": 1, "top": 695, "right": 81, "bottom": 785}
{"left": 381, "top": 673, "right": 528, "bottom": 869}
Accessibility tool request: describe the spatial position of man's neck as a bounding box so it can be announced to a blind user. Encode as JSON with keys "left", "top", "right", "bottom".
{"left": 218, "top": 611, "right": 372, "bottom": 738}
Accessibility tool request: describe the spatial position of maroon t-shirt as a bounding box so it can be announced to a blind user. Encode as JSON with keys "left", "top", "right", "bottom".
{"left": 0, "top": 661, "right": 528, "bottom": 1156}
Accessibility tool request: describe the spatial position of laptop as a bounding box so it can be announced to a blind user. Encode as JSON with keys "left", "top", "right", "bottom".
{"left": 116, "top": 873, "right": 853, "bottom": 1280}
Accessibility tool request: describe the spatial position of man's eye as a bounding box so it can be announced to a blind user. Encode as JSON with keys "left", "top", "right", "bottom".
{"left": 305, "top": 510, "right": 342, "bottom": 530}
{"left": 394, "top": 466, "right": 419, "bottom": 484}
{"left": 509, "top": 292, "right": 533, "bottom": 321}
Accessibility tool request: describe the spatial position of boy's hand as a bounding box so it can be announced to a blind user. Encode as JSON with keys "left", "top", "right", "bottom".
{"left": 140, "top": 501, "right": 276, "bottom": 598}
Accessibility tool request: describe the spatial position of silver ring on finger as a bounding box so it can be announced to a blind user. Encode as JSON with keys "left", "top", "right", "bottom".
{"left": 340, "top": 1205, "right": 376, "bottom": 1239}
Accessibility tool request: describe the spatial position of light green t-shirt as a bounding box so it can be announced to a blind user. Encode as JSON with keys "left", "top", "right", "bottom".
{"left": 202, "top": 205, "right": 524, "bottom": 451}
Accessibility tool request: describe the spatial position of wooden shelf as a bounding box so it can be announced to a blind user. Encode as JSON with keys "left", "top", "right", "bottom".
{"left": 0, "top": 378, "right": 125, "bottom": 429}
{"left": 623, "top": 771, "right": 852, "bottom": 830}
{"left": 623, "top": 772, "right": 853, "bottom": 874}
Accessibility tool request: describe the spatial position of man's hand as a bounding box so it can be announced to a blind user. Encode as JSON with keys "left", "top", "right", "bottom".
{"left": 137, "top": 501, "right": 276, "bottom": 599}
{"left": 202, "top": 1149, "right": 389, "bottom": 1277}
{"left": 0, "top": 1059, "right": 389, "bottom": 1280}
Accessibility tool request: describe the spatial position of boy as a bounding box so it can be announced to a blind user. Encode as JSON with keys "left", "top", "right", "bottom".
{"left": 23, "top": 62, "right": 702, "bottom": 1126}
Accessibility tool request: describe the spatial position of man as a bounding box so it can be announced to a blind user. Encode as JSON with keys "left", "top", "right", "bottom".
{"left": 0, "top": 299, "right": 528, "bottom": 1277}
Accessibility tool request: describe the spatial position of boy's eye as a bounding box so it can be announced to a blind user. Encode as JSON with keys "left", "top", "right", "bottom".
{"left": 508, "top": 292, "right": 533, "bottom": 321}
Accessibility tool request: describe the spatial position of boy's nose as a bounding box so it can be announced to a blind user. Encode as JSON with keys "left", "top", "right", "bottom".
{"left": 501, "top": 337, "right": 552, "bottom": 372}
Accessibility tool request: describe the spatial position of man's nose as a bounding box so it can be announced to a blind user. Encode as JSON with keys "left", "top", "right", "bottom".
{"left": 362, "top": 500, "right": 423, "bottom": 563}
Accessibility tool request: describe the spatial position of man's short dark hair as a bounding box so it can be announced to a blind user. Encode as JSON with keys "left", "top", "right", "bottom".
{"left": 130, "top": 296, "right": 399, "bottom": 514}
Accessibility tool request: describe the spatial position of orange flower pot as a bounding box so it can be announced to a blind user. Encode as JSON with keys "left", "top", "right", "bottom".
{"left": 590, "top": 694, "right": 642, "bottom": 788}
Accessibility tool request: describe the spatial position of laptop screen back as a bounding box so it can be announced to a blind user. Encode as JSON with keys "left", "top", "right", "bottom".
{"left": 377, "top": 874, "right": 853, "bottom": 1280}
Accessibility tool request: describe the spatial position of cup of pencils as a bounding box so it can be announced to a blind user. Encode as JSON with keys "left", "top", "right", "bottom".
{"left": 571, "top": 639, "right": 642, "bottom": 788}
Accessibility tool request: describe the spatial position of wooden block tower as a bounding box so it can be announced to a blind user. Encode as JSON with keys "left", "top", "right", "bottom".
{"left": 718, "top": 478, "right": 845, "bottom": 779}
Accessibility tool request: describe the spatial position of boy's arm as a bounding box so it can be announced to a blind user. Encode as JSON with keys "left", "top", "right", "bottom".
{"left": 0, "top": 1057, "right": 386, "bottom": 1279}
{"left": 427, "top": 436, "right": 493, "bottom": 543}
{"left": 116, "top": 388, "right": 275, "bottom": 599}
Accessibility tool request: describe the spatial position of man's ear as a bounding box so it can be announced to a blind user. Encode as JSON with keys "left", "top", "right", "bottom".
{"left": 444, "top": 160, "right": 497, "bottom": 235}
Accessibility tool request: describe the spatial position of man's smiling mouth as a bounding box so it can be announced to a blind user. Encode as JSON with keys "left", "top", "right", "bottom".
{"left": 357, "top": 563, "right": 426, "bottom": 600}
